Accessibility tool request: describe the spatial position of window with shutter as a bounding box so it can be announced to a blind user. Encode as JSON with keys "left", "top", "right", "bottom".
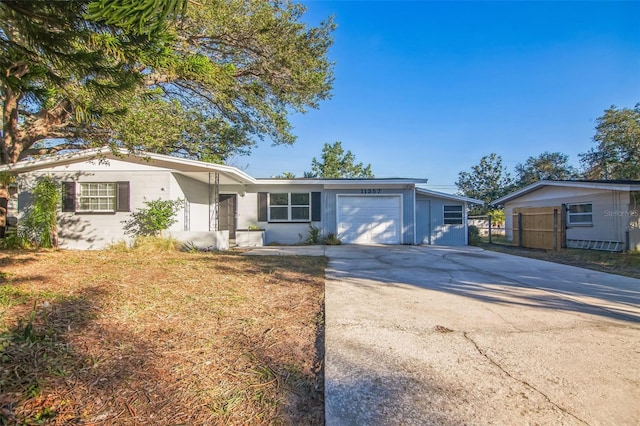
{"left": 266, "top": 192, "right": 311, "bottom": 222}
{"left": 67, "top": 182, "right": 130, "bottom": 213}
{"left": 62, "top": 182, "right": 76, "bottom": 212}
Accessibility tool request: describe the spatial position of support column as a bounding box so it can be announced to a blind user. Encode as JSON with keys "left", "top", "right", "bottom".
{"left": 184, "top": 200, "right": 190, "bottom": 231}
{"left": 208, "top": 172, "right": 220, "bottom": 232}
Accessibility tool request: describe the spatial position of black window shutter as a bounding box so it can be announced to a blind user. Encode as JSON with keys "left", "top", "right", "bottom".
{"left": 258, "top": 192, "right": 268, "bottom": 222}
{"left": 116, "top": 182, "right": 130, "bottom": 212}
{"left": 311, "top": 192, "right": 321, "bottom": 221}
{"left": 62, "top": 182, "right": 76, "bottom": 212}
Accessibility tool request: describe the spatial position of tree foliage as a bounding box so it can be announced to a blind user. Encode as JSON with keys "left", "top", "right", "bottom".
{"left": 307, "top": 141, "right": 373, "bottom": 178}
{"left": 274, "top": 172, "right": 296, "bottom": 179}
{"left": 579, "top": 103, "right": 640, "bottom": 180}
{"left": 0, "top": 0, "right": 335, "bottom": 165}
{"left": 456, "top": 153, "right": 513, "bottom": 214}
{"left": 514, "top": 151, "right": 578, "bottom": 188}
{"left": 86, "top": 0, "right": 189, "bottom": 36}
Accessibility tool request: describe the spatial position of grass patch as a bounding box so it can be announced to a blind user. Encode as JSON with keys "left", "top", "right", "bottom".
{"left": 0, "top": 250, "right": 325, "bottom": 424}
{"left": 480, "top": 242, "right": 640, "bottom": 279}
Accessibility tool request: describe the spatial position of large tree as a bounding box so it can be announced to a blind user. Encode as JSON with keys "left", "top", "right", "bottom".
{"left": 514, "top": 151, "right": 578, "bottom": 188}
{"left": 456, "top": 153, "right": 513, "bottom": 214}
{"left": 306, "top": 141, "right": 373, "bottom": 178}
{"left": 580, "top": 103, "right": 640, "bottom": 180}
{"left": 0, "top": 0, "right": 335, "bottom": 165}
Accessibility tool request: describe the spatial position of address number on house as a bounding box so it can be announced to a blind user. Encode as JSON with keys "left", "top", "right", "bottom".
{"left": 360, "top": 189, "right": 382, "bottom": 194}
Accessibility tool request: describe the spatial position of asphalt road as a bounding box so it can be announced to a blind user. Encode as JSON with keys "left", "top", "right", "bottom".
{"left": 323, "top": 245, "right": 640, "bottom": 425}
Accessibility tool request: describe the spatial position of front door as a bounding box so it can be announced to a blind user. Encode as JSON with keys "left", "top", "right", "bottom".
{"left": 219, "top": 194, "right": 237, "bottom": 238}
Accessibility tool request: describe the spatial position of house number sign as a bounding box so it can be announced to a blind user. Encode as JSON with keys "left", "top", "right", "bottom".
{"left": 360, "top": 189, "right": 382, "bottom": 194}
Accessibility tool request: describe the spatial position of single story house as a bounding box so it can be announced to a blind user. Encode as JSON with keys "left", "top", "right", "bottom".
{"left": 1, "top": 148, "right": 480, "bottom": 250}
{"left": 492, "top": 180, "right": 640, "bottom": 251}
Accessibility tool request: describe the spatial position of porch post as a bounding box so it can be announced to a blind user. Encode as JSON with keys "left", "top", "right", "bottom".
{"left": 208, "top": 172, "right": 220, "bottom": 232}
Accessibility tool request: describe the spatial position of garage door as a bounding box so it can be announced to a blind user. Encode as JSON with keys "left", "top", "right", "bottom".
{"left": 337, "top": 195, "right": 402, "bottom": 244}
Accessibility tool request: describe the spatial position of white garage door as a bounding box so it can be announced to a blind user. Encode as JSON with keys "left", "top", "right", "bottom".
{"left": 337, "top": 195, "right": 402, "bottom": 244}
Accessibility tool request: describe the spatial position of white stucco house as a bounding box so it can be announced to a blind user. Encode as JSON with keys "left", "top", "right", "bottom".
{"left": 493, "top": 180, "right": 640, "bottom": 251}
{"left": 0, "top": 148, "right": 480, "bottom": 250}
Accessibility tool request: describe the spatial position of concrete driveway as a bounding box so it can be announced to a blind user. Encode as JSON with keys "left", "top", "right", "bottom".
{"left": 323, "top": 245, "right": 640, "bottom": 425}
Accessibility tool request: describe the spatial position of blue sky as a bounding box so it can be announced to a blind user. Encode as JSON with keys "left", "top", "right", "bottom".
{"left": 240, "top": 1, "right": 640, "bottom": 190}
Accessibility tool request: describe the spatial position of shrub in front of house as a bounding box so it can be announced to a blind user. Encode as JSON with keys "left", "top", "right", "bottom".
{"left": 468, "top": 225, "right": 481, "bottom": 246}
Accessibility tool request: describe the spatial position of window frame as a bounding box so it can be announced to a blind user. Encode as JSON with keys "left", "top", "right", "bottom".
{"left": 443, "top": 204, "right": 464, "bottom": 225}
{"left": 567, "top": 203, "right": 593, "bottom": 226}
{"left": 62, "top": 181, "right": 129, "bottom": 214}
{"left": 268, "top": 192, "right": 311, "bottom": 222}
{"left": 76, "top": 182, "right": 117, "bottom": 213}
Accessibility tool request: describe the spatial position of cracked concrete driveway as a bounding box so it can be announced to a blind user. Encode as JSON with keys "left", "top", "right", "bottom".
{"left": 324, "top": 245, "right": 640, "bottom": 425}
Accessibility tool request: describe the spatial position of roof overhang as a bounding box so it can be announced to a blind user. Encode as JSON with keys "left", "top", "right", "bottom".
{"left": 256, "top": 178, "right": 428, "bottom": 187}
{"left": 416, "top": 187, "right": 482, "bottom": 204}
{"left": 492, "top": 180, "right": 640, "bottom": 206}
{"left": 0, "top": 147, "right": 257, "bottom": 186}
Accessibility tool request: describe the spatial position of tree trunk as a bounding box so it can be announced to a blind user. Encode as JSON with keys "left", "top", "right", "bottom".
{"left": 1, "top": 87, "right": 21, "bottom": 165}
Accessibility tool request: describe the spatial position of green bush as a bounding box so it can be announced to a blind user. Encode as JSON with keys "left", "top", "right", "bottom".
{"left": 322, "top": 232, "right": 341, "bottom": 245}
{"left": 20, "top": 176, "right": 61, "bottom": 248}
{"left": 468, "top": 225, "right": 481, "bottom": 246}
{"left": 301, "top": 224, "right": 322, "bottom": 244}
{"left": 0, "top": 233, "right": 31, "bottom": 250}
{"left": 122, "top": 198, "right": 183, "bottom": 237}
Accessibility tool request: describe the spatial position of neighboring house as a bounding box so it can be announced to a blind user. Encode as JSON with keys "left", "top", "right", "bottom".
{"left": 493, "top": 180, "right": 640, "bottom": 251}
{"left": 0, "top": 148, "right": 480, "bottom": 250}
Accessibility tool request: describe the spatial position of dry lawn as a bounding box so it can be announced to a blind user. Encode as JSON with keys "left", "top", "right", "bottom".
{"left": 0, "top": 249, "right": 326, "bottom": 425}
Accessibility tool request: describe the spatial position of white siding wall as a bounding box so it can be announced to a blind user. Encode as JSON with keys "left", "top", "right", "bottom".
{"left": 504, "top": 186, "right": 631, "bottom": 243}
{"left": 169, "top": 173, "right": 212, "bottom": 232}
{"left": 415, "top": 195, "right": 467, "bottom": 246}
{"left": 236, "top": 192, "right": 259, "bottom": 230}
{"left": 19, "top": 163, "right": 171, "bottom": 249}
{"left": 240, "top": 184, "right": 323, "bottom": 245}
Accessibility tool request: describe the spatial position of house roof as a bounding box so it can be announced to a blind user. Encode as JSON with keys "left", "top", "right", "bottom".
{"left": 492, "top": 179, "right": 640, "bottom": 205}
{"left": 0, "top": 147, "right": 258, "bottom": 185}
{"left": 0, "top": 148, "right": 434, "bottom": 187}
{"left": 416, "top": 187, "right": 483, "bottom": 204}
{"left": 0, "top": 150, "right": 476, "bottom": 203}
{"left": 257, "top": 177, "right": 429, "bottom": 186}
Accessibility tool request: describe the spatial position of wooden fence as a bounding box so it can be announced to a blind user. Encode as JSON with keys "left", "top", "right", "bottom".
{"left": 512, "top": 206, "right": 565, "bottom": 251}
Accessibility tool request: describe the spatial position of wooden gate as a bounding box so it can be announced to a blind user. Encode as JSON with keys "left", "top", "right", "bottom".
{"left": 513, "top": 206, "right": 565, "bottom": 250}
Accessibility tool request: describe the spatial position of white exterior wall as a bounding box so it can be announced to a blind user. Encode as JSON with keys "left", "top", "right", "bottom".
{"left": 415, "top": 195, "right": 467, "bottom": 246}
{"left": 10, "top": 154, "right": 471, "bottom": 248}
{"left": 169, "top": 173, "right": 213, "bottom": 232}
{"left": 504, "top": 186, "right": 631, "bottom": 243}
{"left": 18, "top": 159, "right": 173, "bottom": 249}
{"left": 241, "top": 184, "right": 323, "bottom": 245}
{"left": 236, "top": 191, "right": 259, "bottom": 230}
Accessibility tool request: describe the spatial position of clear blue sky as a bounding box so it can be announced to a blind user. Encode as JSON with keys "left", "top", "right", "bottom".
{"left": 240, "top": 1, "right": 640, "bottom": 190}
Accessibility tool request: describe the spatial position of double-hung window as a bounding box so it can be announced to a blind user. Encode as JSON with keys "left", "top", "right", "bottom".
{"left": 567, "top": 203, "right": 592, "bottom": 226}
{"left": 269, "top": 192, "right": 310, "bottom": 222}
{"left": 78, "top": 183, "right": 116, "bottom": 212}
{"left": 443, "top": 205, "right": 463, "bottom": 225}
{"left": 62, "top": 181, "right": 130, "bottom": 213}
